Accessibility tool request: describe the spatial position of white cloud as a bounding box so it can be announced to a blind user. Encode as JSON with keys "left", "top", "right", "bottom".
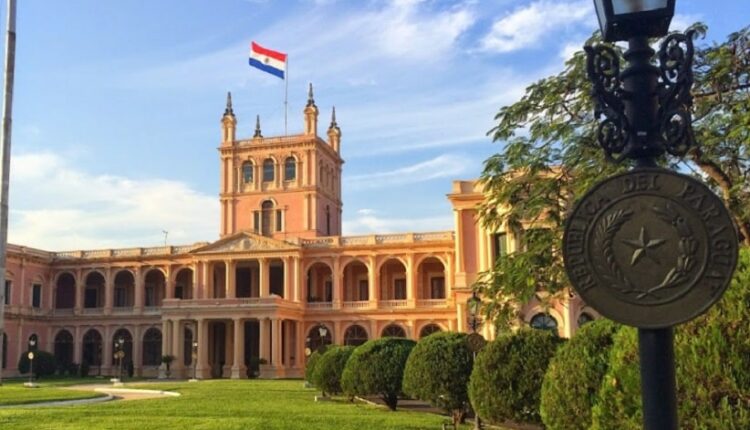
{"left": 670, "top": 13, "right": 702, "bottom": 32}
{"left": 480, "top": 0, "right": 592, "bottom": 53}
{"left": 346, "top": 154, "right": 472, "bottom": 190}
{"left": 343, "top": 210, "right": 452, "bottom": 235}
{"left": 8, "top": 151, "right": 218, "bottom": 251}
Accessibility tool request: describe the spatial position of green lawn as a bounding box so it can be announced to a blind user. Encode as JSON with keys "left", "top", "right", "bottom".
{"left": 0, "top": 378, "right": 107, "bottom": 406}
{"left": 0, "top": 379, "right": 465, "bottom": 429}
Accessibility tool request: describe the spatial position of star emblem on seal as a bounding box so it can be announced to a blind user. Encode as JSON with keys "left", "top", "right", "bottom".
{"left": 621, "top": 227, "right": 666, "bottom": 265}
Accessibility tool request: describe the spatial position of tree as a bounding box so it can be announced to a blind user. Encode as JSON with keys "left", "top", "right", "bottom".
{"left": 341, "top": 337, "right": 416, "bottom": 410}
{"left": 592, "top": 248, "right": 750, "bottom": 429}
{"left": 468, "top": 329, "right": 562, "bottom": 425}
{"left": 540, "top": 318, "right": 620, "bottom": 430}
{"left": 476, "top": 24, "right": 750, "bottom": 329}
{"left": 402, "top": 332, "right": 474, "bottom": 427}
{"left": 312, "top": 345, "right": 355, "bottom": 396}
{"left": 305, "top": 350, "right": 323, "bottom": 384}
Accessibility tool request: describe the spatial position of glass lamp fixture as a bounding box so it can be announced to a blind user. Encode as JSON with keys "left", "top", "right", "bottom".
{"left": 594, "top": 0, "right": 675, "bottom": 41}
{"left": 467, "top": 291, "right": 481, "bottom": 320}
{"left": 318, "top": 326, "right": 328, "bottom": 338}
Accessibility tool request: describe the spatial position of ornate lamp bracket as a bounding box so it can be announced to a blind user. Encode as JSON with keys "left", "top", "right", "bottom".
{"left": 585, "top": 30, "right": 696, "bottom": 163}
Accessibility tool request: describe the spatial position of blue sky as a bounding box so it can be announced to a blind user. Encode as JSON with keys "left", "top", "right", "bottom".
{"left": 3, "top": 0, "right": 747, "bottom": 250}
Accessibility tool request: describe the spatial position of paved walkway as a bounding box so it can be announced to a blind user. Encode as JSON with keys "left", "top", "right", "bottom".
{"left": 0, "top": 383, "right": 180, "bottom": 409}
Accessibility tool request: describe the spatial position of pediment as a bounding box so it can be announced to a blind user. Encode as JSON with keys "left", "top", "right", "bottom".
{"left": 191, "top": 232, "right": 297, "bottom": 254}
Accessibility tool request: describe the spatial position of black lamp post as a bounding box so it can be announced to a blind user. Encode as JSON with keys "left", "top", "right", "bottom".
{"left": 27, "top": 338, "right": 36, "bottom": 386}
{"left": 317, "top": 325, "right": 329, "bottom": 352}
{"left": 583, "top": 2, "right": 694, "bottom": 429}
{"left": 115, "top": 337, "right": 125, "bottom": 382}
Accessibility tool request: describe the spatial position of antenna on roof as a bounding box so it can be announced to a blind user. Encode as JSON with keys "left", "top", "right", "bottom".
{"left": 162, "top": 230, "right": 168, "bottom": 246}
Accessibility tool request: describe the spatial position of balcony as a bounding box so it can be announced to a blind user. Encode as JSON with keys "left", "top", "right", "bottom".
{"left": 416, "top": 299, "right": 449, "bottom": 308}
{"left": 380, "top": 300, "right": 409, "bottom": 309}
{"left": 342, "top": 301, "right": 370, "bottom": 310}
{"left": 162, "top": 297, "right": 287, "bottom": 310}
{"left": 82, "top": 308, "right": 104, "bottom": 315}
{"left": 306, "top": 302, "right": 334, "bottom": 310}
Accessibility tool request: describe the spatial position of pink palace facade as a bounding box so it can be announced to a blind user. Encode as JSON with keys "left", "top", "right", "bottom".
{"left": 0, "top": 89, "right": 596, "bottom": 379}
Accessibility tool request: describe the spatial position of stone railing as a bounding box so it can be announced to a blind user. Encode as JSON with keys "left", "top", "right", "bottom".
{"left": 52, "top": 242, "right": 209, "bottom": 261}
{"left": 416, "top": 299, "right": 449, "bottom": 308}
{"left": 306, "top": 302, "right": 334, "bottom": 310}
{"left": 379, "top": 299, "right": 409, "bottom": 309}
{"left": 161, "top": 297, "right": 284, "bottom": 308}
{"left": 300, "top": 231, "right": 454, "bottom": 249}
{"left": 51, "top": 308, "right": 75, "bottom": 316}
{"left": 342, "top": 300, "right": 370, "bottom": 309}
{"left": 82, "top": 308, "right": 104, "bottom": 315}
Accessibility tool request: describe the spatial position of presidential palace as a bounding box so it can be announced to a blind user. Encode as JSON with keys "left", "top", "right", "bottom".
{"left": 0, "top": 88, "right": 594, "bottom": 379}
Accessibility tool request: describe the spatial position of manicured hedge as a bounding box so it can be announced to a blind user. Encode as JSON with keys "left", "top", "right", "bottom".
{"left": 17, "top": 350, "right": 57, "bottom": 378}
{"left": 402, "top": 332, "right": 474, "bottom": 426}
{"left": 312, "top": 345, "right": 355, "bottom": 396}
{"left": 540, "top": 318, "right": 620, "bottom": 430}
{"left": 305, "top": 350, "right": 323, "bottom": 383}
{"left": 341, "top": 337, "right": 416, "bottom": 410}
{"left": 469, "top": 328, "right": 562, "bottom": 425}
{"left": 592, "top": 248, "right": 750, "bottom": 429}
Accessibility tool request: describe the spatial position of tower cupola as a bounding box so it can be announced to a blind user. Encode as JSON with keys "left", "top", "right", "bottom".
{"left": 253, "top": 115, "right": 263, "bottom": 139}
{"left": 303, "top": 83, "right": 319, "bottom": 136}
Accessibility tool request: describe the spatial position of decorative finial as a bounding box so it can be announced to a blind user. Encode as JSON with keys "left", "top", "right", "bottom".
{"left": 306, "top": 82, "right": 315, "bottom": 107}
{"left": 254, "top": 115, "right": 262, "bottom": 138}
{"left": 329, "top": 106, "right": 338, "bottom": 128}
{"left": 224, "top": 91, "right": 234, "bottom": 115}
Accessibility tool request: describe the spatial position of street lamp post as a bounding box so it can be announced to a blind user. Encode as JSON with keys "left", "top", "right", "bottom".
{"left": 192, "top": 340, "right": 198, "bottom": 381}
{"left": 116, "top": 337, "right": 125, "bottom": 382}
{"left": 563, "top": 2, "right": 739, "bottom": 430}
{"left": 26, "top": 338, "right": 36, "bottom": 387}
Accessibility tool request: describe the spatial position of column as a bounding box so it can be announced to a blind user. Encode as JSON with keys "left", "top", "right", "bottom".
{"left": 333, "top": 320, "right": 342, "bottom": 345}
{"left": 271, "top": 318, "right": 282, "bottom": 368}
{"left": 192, "top": 263, "right": 200, "bottom": 299}
{"left": 197, "top": 319, "right": 209, "bottom": 378}
{"left": 456, "top": 301, "right": 465, "bottom": 333}
{"left": 102, "top": 325, "right": 114, "bottom": 375}
{"left": 165, "top": 266, "right": 174, "bottom": 300}
{"left": 259, "top": 318, "right": 270, "bottom": 363}
{"left": 200, "top": 261, "right": 209, "bottom": 299}
{"left": 332, "top": 257, "right": 342, "bottom": 308}
{"left": 73, "top": 325, "right": 82, "bottom": 365}
{"left": 293, "top": 256, "right": 301, "bottom": 302}
{"left": 294, "top": 321, "right": 304, "bottom": 369}
{"left": 445, "top": 254, "right": 454, "bottom": 302}
{"left": 369, "top": 320, "right": 378, "bottom": 341}
{"left": 454, "top": 210, "right": 465, "bottom": 272}
{"left": 104, "top": 267, "right": 113, "bottom": 315}
{"left": 368, "top": 256, "right": 379, "bottom": 309}
{"left": 74, "top": 269, "right": 84, "bottom": 314}
{"left": 226, "top": 260, "right": 236, "bottom": 298}
{"left": 159, "top": 320, "right": 170, "bottom": 378}
{"left": 171, "top": 319, "right": 183, "bottom": 376}
{"left": 259, "top": 258, "right": 270, "bottom": 297}
{"left": 134, "top": 267, "right": 144, "bottom": 312}
{"left": 224, "top": 321, "right": 234, "bottom": 377}
{"left": 283, "top": 257, "right": 292, "bottom": 300}
{"left": 406, "top": 254, "right": 416, "bottom": 307}
{"left": 132, "top": 325, "right": 142, "bottom": 376}
{"left": 231, "top": 318, "right": 246, "bottom": 378}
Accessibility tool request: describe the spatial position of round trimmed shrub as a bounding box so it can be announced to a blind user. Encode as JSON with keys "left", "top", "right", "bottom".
{"left": 305, "top": 350, "right": 323, "bottom": 383}
{"left": 341, "top": 337, "right": 416, "bottom": 410}
{"left": 469, "top": 328, "right": 562, "bottom": 425}
{"left": 540, "top": 318, "right": 620, "bottom": 430}
{"left": 312, "top": 345, "right": 355, "bottom": 396}
{"left": 592, "top": 248, "right": 750, "bottom": 429}
{"left": 403, "top": 332, "right": 473, "bottom": 426}
{"left": 17, "top": 350, "right": 57, "bottom": 378}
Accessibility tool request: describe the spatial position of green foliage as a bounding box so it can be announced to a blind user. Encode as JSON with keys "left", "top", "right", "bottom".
{"left": 305, "top": 350, "right": 323, "bottom": 383}
{"left": 341, "top": 337, "right": 416, "bottom": 410}
{"left": 311, "top": 346, "right": 355, "bottom": 396}
{"left": 16, "top": 350, "right": 57, "bottom": 378}
{"left": 540, "top": 319, "right": 620, "bottom": 430}
{"left": 402, "top": 332, "right": 473, "bottom": 426}
{"left": 469, "top": 329, "right": 562, "bottom": 425}
{"left": 592, "top": 248, "right": 750, "bottom": 429}
{"left": 476, "top": 24, "right": 750, "bottom": 329}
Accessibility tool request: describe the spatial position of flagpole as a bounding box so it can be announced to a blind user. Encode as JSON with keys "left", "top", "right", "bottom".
{"left": 0, "top": 0, "right": 18, "bottom": 387}
{"left": 284, "top": 56, "right": 288, "bottom": 136}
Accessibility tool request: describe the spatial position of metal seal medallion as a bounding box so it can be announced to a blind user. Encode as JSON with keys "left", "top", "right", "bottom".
{"left": 563, "top": 168, "right": 738, "bottom": 328}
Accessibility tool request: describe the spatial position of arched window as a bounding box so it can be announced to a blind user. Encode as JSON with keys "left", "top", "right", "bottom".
{"left": 307, "top": 325, "right": 332, "bottom": 353}
{"left": 577, "top": 312, "right": 595, "bottom": 327}
{"left": 261, "top": 200, "right": 274, "bottom": 236}
{"left": 419, "top": 324, "right": 442, "bottom": 338}
{"left": 284, "top": 157, "right": 296, "bottom": 181}
{"left": 263, "top": 159, "right": 274, "bottom": 182}
{"left": 82, "top": 329, "right": 103, "bottom": 366}
{"left": 343, "top": 325, "right": 368, "bottom": 346}
{"left": 381, "top": 324, "right": 407, "bottom": 338}
{"left": 142, "top": 328, "right": 162, "bottom": 366}
{"left": 54, "top": 330, "right": 74, "bottom": 366}
{"left": 530, "top": 313, "right": 558, "bottom": 332}
{"left": 242, "top": 162, "right": 253, "bottom": 184}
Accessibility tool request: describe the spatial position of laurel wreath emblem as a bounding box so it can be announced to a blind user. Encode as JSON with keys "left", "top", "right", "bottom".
{"left": 593, "top": 203, "right": 697, "bottom": 301}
